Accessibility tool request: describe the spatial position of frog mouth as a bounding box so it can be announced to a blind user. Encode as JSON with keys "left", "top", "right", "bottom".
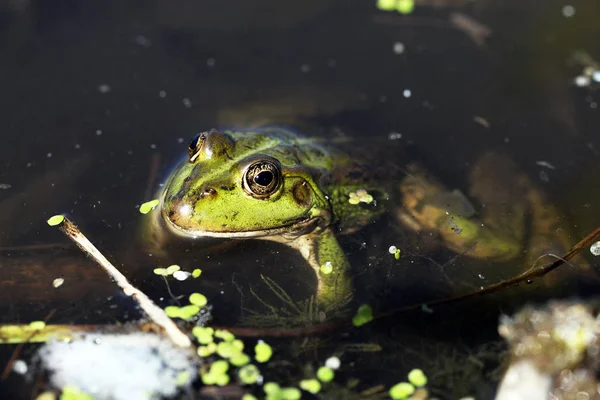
{"left": 162, "top": 213, "right": 322, "bottom": 240}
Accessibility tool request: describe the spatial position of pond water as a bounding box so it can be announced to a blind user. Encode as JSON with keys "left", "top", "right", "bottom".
{"left": 1, "top": 0, "right": 600, "bottom": 399}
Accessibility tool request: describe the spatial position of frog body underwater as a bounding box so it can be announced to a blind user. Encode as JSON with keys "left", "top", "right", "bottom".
{"left": 149, "top": 127, "right": 575, "bottom": 311}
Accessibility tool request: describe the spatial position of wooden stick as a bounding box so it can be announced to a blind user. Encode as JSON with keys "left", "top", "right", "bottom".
{"left": 56, "top": 217, "right": 191, "bottom": 348}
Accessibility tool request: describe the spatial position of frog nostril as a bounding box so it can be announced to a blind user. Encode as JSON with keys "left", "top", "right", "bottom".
{"left": 200, "top": 187, "right": 217, "bottom": 198}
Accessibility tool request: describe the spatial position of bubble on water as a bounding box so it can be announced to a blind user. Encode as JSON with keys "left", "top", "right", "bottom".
{"left": 574, "top": 75, "right": 591, "bottom": 87}
{"left": 590, "top": 241, "right": 600, "bottom": 256}
{"left": 98, "top": 84, "right": 111, "bottom": 93}
{"left": 393, "top": 42, "right": 405, "bottom": 54}
{"left": 300, "top": 64, "right": 311, "bottom": 73}
{"left": 562, "top": 5, "right": 575, "bottom": 17}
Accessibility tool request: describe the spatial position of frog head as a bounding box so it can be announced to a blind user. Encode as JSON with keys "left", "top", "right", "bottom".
{"left": 161, "top": 128, "right": 334, "bottom": 239}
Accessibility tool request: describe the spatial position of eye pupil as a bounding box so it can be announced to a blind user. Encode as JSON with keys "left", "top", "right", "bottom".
{"left": 243, "top": 159, "right": 282, "bottom": 198}
{"left": 188, "top": 134, "right": 200, "bottom": 150}
{"left": 254, "top": 171, "right": 273, "bottom": 186}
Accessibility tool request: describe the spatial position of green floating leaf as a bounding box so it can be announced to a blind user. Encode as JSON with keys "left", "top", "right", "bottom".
{"left": 60, "top": 385, "right": 94, "bottom": 400}
{"left": 217, "top": 341, "right": 241, "bottom": 359}
{"left": 352, "top": 304, "right": 373, "bottom": 327}
{"left": 263, "top": 382, "right": 280, "bottom": 395}
{"left": 255, "top": 341, "right": 273, "bottom": 363}
{"left": 408, "top": 368, "right": 427, "bottom": 387}
{"left": 397, "top": 0, "right": 415, "bottom": 14}
{"left": 29, "top": 321, "right": 46, "bottom": 330}
{"left": 280, "top": 387, "right": 301, "bottom": 400}
{"left": 192, "top": 327, "right": 214, "bottom": 344}
{"left": 166, "top": 264, "right": 181, "bottom": 274}
{"left": 178, "top": 305, "right": 200, "bottom": 320}
{"left": 189, "top": 292, "right": 207, "bottom": 307}
{"left": 192, "top": 269, "right": 202, "bottom": 278}
{"left": 316, "top": 366, "right": 334, "bottom": 383}
{"left": 377, "top": 0, "right": 396, "bottom": 11}
{"left": 230, "top": 353, "right": 251, "bottom": 367}
{"left": 214, "top": 329, "right": 235, "bottom": 342}
{"left": 47, "top": 215, "right": 65, "bottom": 226}
{"left": 389, "top": 382, "right": 415, "bottom": 399}
{"left": 139, "top": 199, "right": 159, "bottom": 214}
{"left": 239, "top": 364, "right": 260, "bottom": 384}
{"left": 153, "top": 268, "right": 168, "bottom": 276}
{"left": 197, "top": 343, "right": 217, "bottom": 357}
{"left": 164, "top": 306, "right": 181, "bottom": 318}
{"left": 175, "top": 370, "right": 190, "bottom": 386}
{"left": 300, "top": 379, "right": 321, "bottom": 394}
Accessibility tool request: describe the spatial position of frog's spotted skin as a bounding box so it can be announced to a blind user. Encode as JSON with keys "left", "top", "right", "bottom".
{"left": 152, "top": 127, "right": 578, "bottom": 311}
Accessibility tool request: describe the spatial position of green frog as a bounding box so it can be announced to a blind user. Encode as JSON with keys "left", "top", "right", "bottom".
{"left": 146, "top": 127, "right": 576, "bottom": 311}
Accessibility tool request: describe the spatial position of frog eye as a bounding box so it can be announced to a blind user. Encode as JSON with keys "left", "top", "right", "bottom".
{"left": 188, "top": 132, "right": 207, "bottom": 163}
{"left": 242, "top": 159, "right": 282, "bottom": 199}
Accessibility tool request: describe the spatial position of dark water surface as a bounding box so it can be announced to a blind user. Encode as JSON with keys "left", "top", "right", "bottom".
{"left": 1, "top": 0, "right": 600, "bottom": 398}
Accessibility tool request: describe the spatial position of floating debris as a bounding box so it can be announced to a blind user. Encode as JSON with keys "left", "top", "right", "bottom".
{"left": 536, "top": 160, "right": 556, "bottom": 170}
{"left": 0, "top": 183, "right": 11, "bottom": 189}
{"left": 590, "top": 241, "right": 600, "bottom": 256}
{"left": 325, "top": 356, "right": 341, "bottom": 370}
{"left": 52, "top": 278, "right": 64, "bottom": 288}
{"left": 393, "top": 42, "right": 405, "bottom": 54}
{"left": 473, "top": 116, "right": 490, "bottom": 128}
{"left": 574, "top": 75, "right": 591, "bottom": 87}
{"left": 172, "top": 270, "right": 191, "bottom": 281}
{"left": 388, "top": 132, "right": 402, "bottom": 140}
{"left": 349, "top": 189, "right": 374, "bottom": 204}
{"left": 37, "top": 332, "right": 197, "bottom": 400}
{"left": 97, "top": 84, "right": 111, "bottom": 94}
{"left": 450, "top": 12, "right": 491, "bottom": 47}
{"left": 388, "top": 245, "right": 402, "bottom": 260}
{"left": 562, "top": 5, "right": 576, "bottom": 17}
{"left": 12, "top": 359, "right": 27, "bottom": 375}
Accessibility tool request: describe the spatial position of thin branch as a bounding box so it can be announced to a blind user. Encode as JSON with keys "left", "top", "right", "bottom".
{"left": 57, "top": 217, "right": 191, "bottom": 348}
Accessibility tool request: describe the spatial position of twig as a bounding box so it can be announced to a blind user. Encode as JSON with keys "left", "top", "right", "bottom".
{"left": 376, "top": 224, "right": 600, "bottom": 319}
{"left": 56, "top": 217, "right": 191, "bottom": 348}
{"left": 1, "top": 310, "right": 56, "bottom": 380}
{"left": 221, "top": 223, "right": 600, "bottom": 336}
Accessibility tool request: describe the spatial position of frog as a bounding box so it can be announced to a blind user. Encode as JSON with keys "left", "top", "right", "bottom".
{"left": 146, "top": 126, "right": 579, "bottom": 312}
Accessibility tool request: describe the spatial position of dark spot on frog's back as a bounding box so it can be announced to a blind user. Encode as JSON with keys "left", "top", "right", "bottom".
{"left": 219, "top": 184, "right": 236, "bottom": 191}
{"left": 292, "top": 180, "right": 312, "bottom": 207}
